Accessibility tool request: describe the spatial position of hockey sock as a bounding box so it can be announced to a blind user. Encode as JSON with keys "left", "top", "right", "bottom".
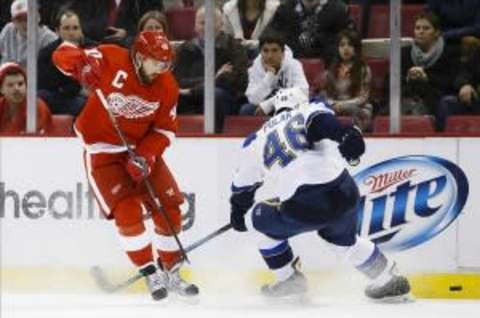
{"left": 114, "top": 199, "right": 154, "bottom": 268}
{"left": 342, "top": 237, "right": 390, "bottom": 281}
{"left": 259, "top": 240, "right": 295, "bottom": 282}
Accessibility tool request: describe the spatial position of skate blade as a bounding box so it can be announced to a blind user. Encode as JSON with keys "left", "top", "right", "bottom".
{"left": 371, "top": 293, "right": 415, "bottom": 304}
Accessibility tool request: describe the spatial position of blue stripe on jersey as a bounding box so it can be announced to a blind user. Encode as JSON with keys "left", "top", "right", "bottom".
{"left": 242, "top": 132, "right": 257, "bottom": 148}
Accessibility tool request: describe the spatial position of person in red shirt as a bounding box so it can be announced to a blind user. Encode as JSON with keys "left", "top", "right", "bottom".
{"left": 52, "top": 31, "right": 198, "bottom": 301}
{"left": 0, "top": 62, "right": 51, "bottom": 134}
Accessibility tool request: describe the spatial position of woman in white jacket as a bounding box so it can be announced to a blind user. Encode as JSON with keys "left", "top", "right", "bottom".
{"left": 240, "top": 31, "right": 309, "bottom": 115}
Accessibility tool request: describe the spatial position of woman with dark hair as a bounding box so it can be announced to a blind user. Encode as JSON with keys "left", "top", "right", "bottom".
{"left": 321, "top": 29, "right": 372, "bottom": 130}
{"left": 398, "top": 12, "right": 459, "bottom": 121}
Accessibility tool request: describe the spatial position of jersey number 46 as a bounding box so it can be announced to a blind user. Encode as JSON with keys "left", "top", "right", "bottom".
{"left": 263, "top": 114, "right": 309, "bottom": 169}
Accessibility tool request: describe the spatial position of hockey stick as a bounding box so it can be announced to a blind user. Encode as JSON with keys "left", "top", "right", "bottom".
{"left": 90, "top": 223, "right": 232, "bottom": 293}
{"left": 95, "top": 89, "right": 190, "bottom": 264}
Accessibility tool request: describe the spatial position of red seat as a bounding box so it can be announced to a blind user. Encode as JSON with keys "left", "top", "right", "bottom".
{"left": 48, "top": 114, "right": 75, "bottom": 136}
{"left": 366, "top": 58, "right": 389, "bottom": 103}
{"left": 165, "top": 7, "right": 196, "bottom": 41}
{"left": 367, "top": 5, "right": 425, "bottom": 38}
{"left": 445, "top": 116, "right": 480, "bottom": 133}
{"left": 373, "top": 115, "right": 435, "bottom": 133}
{"left": 223, "top": 116, "right": 269, "bottom": 136}
{"left": 299, "top": 58, "right": 325, "bottom": 95}
{"left": 177, "top": 115, "right": 204, "bottom": 134}
{"left": 368, "top": 5, "right": 390, "bottom": 38}
{"left": 348, "top": 4, "right": 362, "bottom": 33}
{"left": 337, "top": 116, "right": 354, "bottom": 127}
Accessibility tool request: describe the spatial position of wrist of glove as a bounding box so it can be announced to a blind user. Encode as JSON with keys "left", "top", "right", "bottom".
{"left": 230, "top": 205, "right": 248, "bottom": 232}
{"left": 338, "top": 126, "right": 365, "bottom": 163}
{"left": 126, "top": 154, "right": 156, "bottom": 183}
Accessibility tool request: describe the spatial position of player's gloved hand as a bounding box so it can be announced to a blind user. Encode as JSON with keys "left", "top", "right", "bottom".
{"left": 76, "top": 54, "right": 102, "bottom": 89}
{"left": 338, "top": 126, "right": 365, "bottom": 163}
{"left": 230, "top": 205, "right": 248, "bottom": 232}
{"left": 126, "top": 154, "right": 156, "bottom": 183}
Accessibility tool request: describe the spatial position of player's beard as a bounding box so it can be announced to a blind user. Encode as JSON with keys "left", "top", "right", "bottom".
{"left": 138, "top": 66, "right": 156, "bottom": 85}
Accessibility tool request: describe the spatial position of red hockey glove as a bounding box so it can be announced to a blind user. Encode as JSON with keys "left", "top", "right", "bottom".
{"left": 76, "top": 54, "right": 102, "bottom": 89}
{"left": 126, "top": 154, "right": 156, "bottom": 183}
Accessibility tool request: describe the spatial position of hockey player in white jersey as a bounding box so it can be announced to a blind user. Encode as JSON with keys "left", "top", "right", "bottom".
{"left": 229, "top": 87, "right": 411, "bottom": 301}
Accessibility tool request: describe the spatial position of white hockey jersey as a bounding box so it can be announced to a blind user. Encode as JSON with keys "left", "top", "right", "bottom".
{"left": 232, "top": 100, "right": 346, "bottom": 201}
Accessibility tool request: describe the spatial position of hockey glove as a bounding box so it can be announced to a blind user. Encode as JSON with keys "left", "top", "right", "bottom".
{"left": 126, "top": 154, "right": 156, "bottom": 183}
{"left": 76, "top": 54, "right": 102, "bottom": 89}
{"left": 338, "top": 126, "right": 365, "bottom": 163}
{"left": 230, "top": 205, "right": 248, "bottom": 232}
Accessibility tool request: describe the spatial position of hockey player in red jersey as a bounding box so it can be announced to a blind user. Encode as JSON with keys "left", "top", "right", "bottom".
{"left": 52, "top": 31, "right": 198, "bottom": 300}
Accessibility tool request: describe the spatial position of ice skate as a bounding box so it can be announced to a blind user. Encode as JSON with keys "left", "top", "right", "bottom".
{"left": 165, "top": 265, "right": 200, "bottom": 297}
{"left": 139, "top": 264, "right": 168, "bottom": 301}
{"left": 261, "top": 257, "right": 308, "bottom": 298}
{"left": 365, "top": 262, "right": 412, "bottom": 303}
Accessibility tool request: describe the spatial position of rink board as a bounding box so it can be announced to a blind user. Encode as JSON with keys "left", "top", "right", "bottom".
{"left": 1, "top": 137, "right": 479, "bottom": 298}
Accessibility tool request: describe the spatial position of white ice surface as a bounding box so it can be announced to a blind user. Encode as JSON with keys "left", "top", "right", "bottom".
{"left": 4, "top": 293, "right": 480, "bottom": 318}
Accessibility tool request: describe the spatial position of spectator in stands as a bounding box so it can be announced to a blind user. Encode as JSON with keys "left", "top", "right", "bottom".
{"left": 265, "top": 0, "right": 354, "bottom": 62}
{"left": 426, "top": 0, "right": 480, "bottom": 63}
{"left": 437, "top": 46, "right": 480, "bottom": 131}
{"left": 320, "top": 29, "right": 372, "bottom": 130}
{"left": 240, "top": 30, "right": 308, "bottom": 115}
{"left": 37, "top": 9, "right": 95, "bottom": 117}
{"left": 0, "top": 0, "right": 57, "bottom": 67}
{"left": 0, "top": 62, "right": 51, "bottom": 134}
{"left": 62, "top": 0, "right": 164, "bottom": 43}
{"left": 222, "top": 0, "right": 280, "bottom": 56}
{"left": 138, "top": 10, "right": 169, "bottom": 33}
{"left": 396, "top": 13, "right": 459, "bottom": 122}
{"left": 174, "top": 5, "right": 248, "bottom": 132}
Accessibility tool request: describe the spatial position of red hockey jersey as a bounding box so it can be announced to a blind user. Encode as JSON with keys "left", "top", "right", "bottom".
{"left": 52, "top": 43, "right": 179, "bottom": 157}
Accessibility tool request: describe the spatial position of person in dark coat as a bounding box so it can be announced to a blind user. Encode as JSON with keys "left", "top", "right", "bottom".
{"left": 397, "top": 12, "right": 460, "bottom": 127}
{"left": 174, "top": 6, "right": 248, "bottom": 133}
{"left": 37, "top": 9, "right": 95, "bottom": 116}
{"left": 265, "top": 0, "right": 355, "bottom": 62}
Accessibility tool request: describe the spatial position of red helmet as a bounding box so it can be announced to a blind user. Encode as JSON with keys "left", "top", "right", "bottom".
{"left": 133, "top": 31, "right": 174, "bottom": 62}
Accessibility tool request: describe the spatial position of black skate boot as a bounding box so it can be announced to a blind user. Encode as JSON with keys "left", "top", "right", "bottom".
{"left": 261, "top": 257, "right": 308, "bottom": 298}
{"left": 166, "top": 264, "right": 200, "bottom": 297}
{"left": 365, "top": 262, "right": 411, "bottom": 302}
{"left": 139, "top": 264, "right": 168, "bottom": 301}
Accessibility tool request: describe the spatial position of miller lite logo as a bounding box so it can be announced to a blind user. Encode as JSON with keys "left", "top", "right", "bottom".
{"left": 353, "top": 155, "right": 469, "bottom": 252}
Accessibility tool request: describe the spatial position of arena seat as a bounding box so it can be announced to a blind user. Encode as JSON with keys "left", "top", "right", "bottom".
{"left": 367, "top": 5, "right": 425, "bottom": 38}
{"left": 48, "top": 114, "right": 75, "bottom": 136}
{"left": 348, "top": 4, "right": 362, "bottom": 33}
{"left": 223, "top": 116, "right": 269, "bottom": 136}
{"left": 373, "top": 115, "right": 435, "bottom": 133}
{"left": 445, "top": 116, "right": 480, "bottom": 133}
{"left": 299, "top": 58, "right": 325, "bottom": 95}
{"left": 366, "top": 58, "right": 389, "bottom": 104}
{"left": 337, "top": 116, "right": 354, "bottom": 127}
{"left": 165, "top": 7, "right": 196, "bottom": 41}
{"left": 177, "top": 115, "right": 204, "bottom": 134}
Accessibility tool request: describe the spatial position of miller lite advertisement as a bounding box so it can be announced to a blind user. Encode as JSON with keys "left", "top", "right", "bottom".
{"left": 354, "top": 155, "right": 469, "bottom": 252}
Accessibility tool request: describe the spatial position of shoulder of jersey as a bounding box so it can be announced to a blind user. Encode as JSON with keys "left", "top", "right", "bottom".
{"left": 98, "top": 44, "right": 130, "bottom": 65}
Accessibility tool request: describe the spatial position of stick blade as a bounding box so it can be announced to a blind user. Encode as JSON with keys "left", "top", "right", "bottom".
{"left": 90, "top": 266, "right": 117, "bottom": 293}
